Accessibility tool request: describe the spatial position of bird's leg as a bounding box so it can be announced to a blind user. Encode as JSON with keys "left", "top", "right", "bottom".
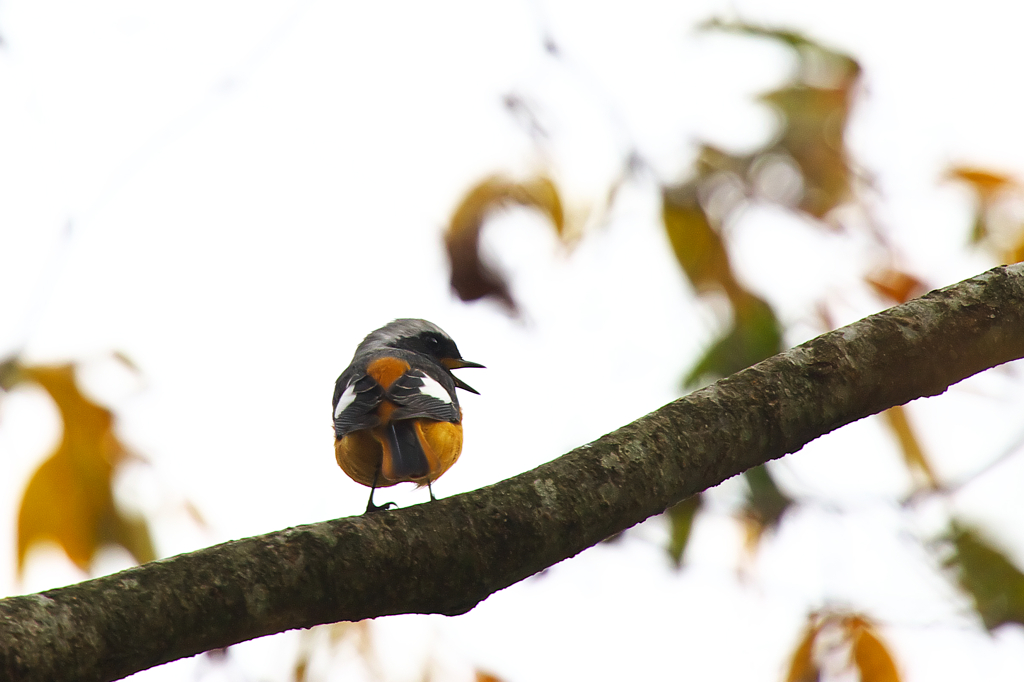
{"left": 427, "top": 479, "right": 437, "bottom": 502}
{"left": 364, "top": 468, "right": 396, "bottom": 514}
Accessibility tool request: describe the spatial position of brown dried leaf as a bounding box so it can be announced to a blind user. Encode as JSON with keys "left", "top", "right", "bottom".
{"left": 445, "top": 175, "right": 565, "bottom": 313}
{"left": 761, "top": 84, "right": 855, "bottom": 218}
{"left": 705, "top": 20, "right": 862, "bottom": 220}
{"left": 865, "top": 268, "right": 927, "bottom": 305}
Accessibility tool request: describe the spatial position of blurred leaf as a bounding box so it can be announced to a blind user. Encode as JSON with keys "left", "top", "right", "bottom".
{"left": 10, "top": 362, "right": 155, "bottom": 574}
{"left": 684, "top": 292, "right": 783, "bottom": 387}
{"left": 292, "top": 657, "right": 308, "bottom": 682}
{"left": 706, "top": 19, "right": 861, "bottom": 220}
{"left": 182, "top": 499, "right": 210, "bottom": 529}
{"left": 881, "top": 406, "right": 939, "bottom": 490}
{"left": 292, "top": 621, "right": 377, "bottom": 682}
{"left": 703, "top": 19, "right": 851, "bottom": 60}
{"left": 1010, "top": 233, "right": 1024, "bottom": 265}
{"left": 445, "top": 175, "right": 565, "bottom": 312}
{"left": 760, "top": 84, "right": 856, "bottom": 218}
{"left": 845, "top": 616, "right": 901, "bottom": 682}
{"left": 865, "top": 268, "right": 926, "bottom": 305}
{"left": 946, "top": 166, "right": 1018, "bottom": 198}
{"left": 0, "top": 356, "right": 18, "bottom": 392}
{"left": 665, "top": 493, "right": 703, "bottom": 569}
{"left": 475, "top": 672, "right": 506, "bottom": 682}
{"left": 740, "top": 463, "right": 793, "bottom": 555}
{"left": 662, "top": 183, "right": 739, "bottom": 296}
{"left": 111, "top": 350, "right": 142, "bottom": 374}
{"left": 945, "top": 166, "right": 1023, "bottom": 246}
{"left": 942, "top": 521, "right": 1024, "bottom": 631}
{"left": 743, "top": 464, "right": 793, "bottom": 528}
{"left": 784, "top": 617, "right": 822, "bottom": 682}
{"left": 969, "top": 211, "right": 989, "bottom": 245}
{"left": 663, "top": 181, "right": 781, "bottom": 388}
{"left": 694, "top": 143, "right": 752, "bottom": 181}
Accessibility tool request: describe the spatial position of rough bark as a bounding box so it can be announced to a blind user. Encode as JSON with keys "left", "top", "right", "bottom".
{"left": 2, "top": 263, "right": 1024, "bottom": 682}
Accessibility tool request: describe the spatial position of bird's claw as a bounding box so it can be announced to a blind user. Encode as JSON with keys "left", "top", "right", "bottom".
{"left": 364, "top": 500, "right": 396, "bottom": 514}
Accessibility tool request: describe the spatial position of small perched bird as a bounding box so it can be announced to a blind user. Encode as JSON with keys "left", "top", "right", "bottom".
{"left": 332, "top": 319, "right": 483, "bottom": 512}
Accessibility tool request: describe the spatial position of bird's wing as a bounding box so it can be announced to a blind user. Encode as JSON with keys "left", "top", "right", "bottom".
{"left": 388, "top": 369, "right": 461, "bottom": 423}
{"left": 333, "top": 373, "right": 385, "bottom": 437}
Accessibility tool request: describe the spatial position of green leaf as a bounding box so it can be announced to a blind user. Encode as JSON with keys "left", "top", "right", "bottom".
{"left": 739, "top": 464, "right": 794, "bottom": 556}
{"left": 744, "top": 463, "right": 793, "bottom": 531}
{"left": 665, "top": 494, "right": 703, "bottom": 569}
{"left": 684, "top": 292, "right": 782, "bottom": 387}
{"left": 943, "top": 521, "right": 1024, "bottom": 631}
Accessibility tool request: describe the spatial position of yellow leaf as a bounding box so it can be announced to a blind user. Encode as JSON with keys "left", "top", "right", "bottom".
{"left": 445, "top": 175, "right": 565, "bottom": 312}
{"left": 475, "top": 672, "right": 506, "bottom": 682}
{"left": 846, "top": 617, "right": 901, "bottom": 682}
{"left": 944, "top": 166, "right": 1024, "bottom": 248}
{"left": 1009, "top": 232, "right": 1024, "bottom": 265}
{"left": 519, "top": 176, "right": 565, "bottom": 236}
{"left": 882, "top": 406, "right": 939, "bottom": 490}
{"left": 784, "top": 617, "right": 822, "bottom": 682}
{"left": 292, "top": 657, "right": 308, "bottom": 682}
{"left": 661, "top": 183, "right": 739, "bottom": 296}
{"left": 13, "top": 362, "right": 155, "bottom": 574}
{"left": 946, "top": 166, "right": 1019, "bottom": 198}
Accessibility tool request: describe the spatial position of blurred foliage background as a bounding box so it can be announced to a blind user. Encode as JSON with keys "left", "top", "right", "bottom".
{"left": 2, "top": 3, "right": 1024, "bottom": 681}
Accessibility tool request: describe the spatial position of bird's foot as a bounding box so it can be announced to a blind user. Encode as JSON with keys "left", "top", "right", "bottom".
{"left": 364, "top": 500, "right": 397, "bottom": 514}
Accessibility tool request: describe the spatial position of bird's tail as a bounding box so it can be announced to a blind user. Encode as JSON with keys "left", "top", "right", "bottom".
{"left": 380, "top": 420, "right": 430, "bottom": 482}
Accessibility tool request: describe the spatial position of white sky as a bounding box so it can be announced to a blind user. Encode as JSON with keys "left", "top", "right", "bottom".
{"left": 2, "top": 1, "right": 1024, "bottom": 680}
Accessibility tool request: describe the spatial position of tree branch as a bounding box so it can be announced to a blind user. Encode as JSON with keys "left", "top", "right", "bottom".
{"left": 3, "top": 263, "right": 1024, "bottom": 682}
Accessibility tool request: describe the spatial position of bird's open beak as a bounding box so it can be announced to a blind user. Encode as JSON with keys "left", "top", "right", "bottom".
{"left": 441, "top": 357, "right": 484, "bottom": 394}
{"left": 441, "top": 358, "right": 485, "bottom": 370}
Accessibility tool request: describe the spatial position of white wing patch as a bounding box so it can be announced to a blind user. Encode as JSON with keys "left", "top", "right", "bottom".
{"left": 418, "top": 375, "right": 452, "bottom": 404}
{"left": 334, "top": 382, "right": 357, "bottom": 418}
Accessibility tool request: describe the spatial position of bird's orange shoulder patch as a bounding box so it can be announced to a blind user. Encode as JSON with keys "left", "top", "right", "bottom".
{"left": 366, "top": 356, "right": 410, "bottom": 388}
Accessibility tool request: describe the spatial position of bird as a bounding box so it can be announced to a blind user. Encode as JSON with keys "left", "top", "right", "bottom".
{"left": 332, "top": 319, "right": 483, "bottom": 513}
